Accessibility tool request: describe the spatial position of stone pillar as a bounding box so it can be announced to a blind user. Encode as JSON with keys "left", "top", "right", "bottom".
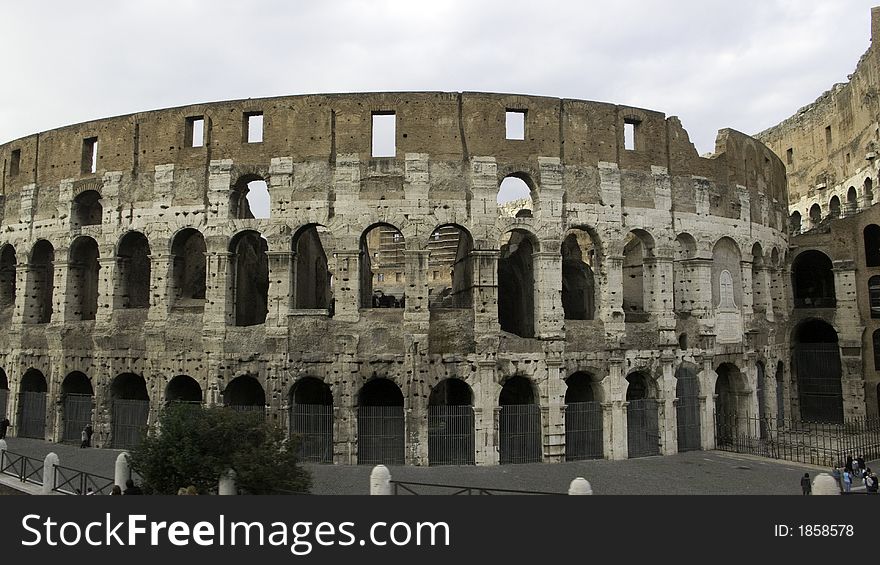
{"left": 114, "top": 452, "right": 131, "bottom": 489}
{"left": 471, "top": 249, "right": 500, "bottom": 335}
{"left": 833, "top": 261, "right": 867, "bottom": 418}
{"left": 266, "top": 249, "right": 292, "bottom": 327}
{"left": 542, "top": 357, "right": 565, "bottom": 462}
{"left": 754, "top": 264, "right": 774, "bottom": 321}
{"left": 659, "top": 351, "right": 678, "bottom": 455}
{"left": 95, "top": 255, "right": 116, "bottom": 325}
{"left": 608, "top": 352, "right": 627, "bottom": 460}
{"left": 403, "top": 249, "right": 430, "bottom": 326}
{"left": 207, "top": 159, "right": 234, "bottom": 219}
{"left": 148, "top": 253, "right": 174, "bottom": 321}
{"left": 602, "top": 255, "right": 625, "bottom": 339}
{"left": 533, "top": 250, "right": 563, "bottom": 339}
{"left": 41, "top": 452, "right": 59, "bottom": 495}
{"left": 370, "top": 465, "right": 392, "bottom": 495}
{"left": 332, "top": 250, "right": 360, "bottom": 323}
{"left": 269, "top": 157, "right": 293, "bottom": 218}
{"left": 12, "top": 264, "right": 28, "bottom": 325}
{"left": 653, "top": 254, "right": 677, "bottom": 345}
{"left": 474, "top": 360, "right": 498, "bottom": 465}
{"left": 52, "top": 254, "right": 71, "bottom": 324}
{"left": 203, "top": 244, "right": 231, "bottom": 331}
{"left": 698, "top": 341, "right": 717, "bottom": 450}
{"left": 740, "top": 259, "right": 754, "bottom": 322}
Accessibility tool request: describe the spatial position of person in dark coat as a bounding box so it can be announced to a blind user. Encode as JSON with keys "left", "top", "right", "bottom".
{"left": 856, "top": 455, "right": 866, "bottom": 478}
{"left": 84, "top": 424, "right": 93, "bottom": 447}
{"left": 123, "top": 479, "right": 143, "bottom": 495}
{"left": 800, "top": 473, "right": 811, "bottom": 495}
{"left": 0, "top": 416, "right": 9, "bottom": 439}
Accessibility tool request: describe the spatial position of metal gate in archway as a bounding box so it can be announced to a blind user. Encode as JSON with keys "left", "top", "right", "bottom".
{"left": 428, "top": 405, "right": 475, "bottom": 465}
{"left": 0, "top": 389, "right": 8, "bottom": 420}
{"left": 627, "top": 399, "right": 660, "bottom": 458}
{"left": 676, "top": 369, "right": 702, "bottom": 451}
{"left": 111, "top": 399, "right": 150, "bottom": 449}
{"left": 357, "top": 406, "right": 405, "bottom": 465}
{"left": 499, "top": 404, "right": 542, "bottom": 464}
{"left": 565, "top": 401, "right": 603, "bottom": 460}
{"left": 794, "top": 344, "right": 843, "bottom": 423}
{"left": 62, "top": 394, "right": 93, "bottom": 442}
{"left": 17, "top": 391, "right": 46, "bottom": 439}
{"left": 290, "top": 404, "right": 333, "bottom": 463}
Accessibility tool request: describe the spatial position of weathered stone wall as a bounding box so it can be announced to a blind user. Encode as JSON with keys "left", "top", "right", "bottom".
{"left": 0, "top": 91, "right": 788, "bottom": 464}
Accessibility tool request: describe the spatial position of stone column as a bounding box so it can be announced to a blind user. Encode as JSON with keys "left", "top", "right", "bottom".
{"left": 653, "top": 254, "right": 677, "bottom": 345}
{"left": 12, "top": 264, "right": 28, "bottom": 325}
{"left": 602, "top": 255, "right": 625, "bottom": 340}
{"left": 207, "top": 159, "right": 233, "bottom": 219}
{"left": 147, "top": 253, "right": 174, "bottom": 321}
{"left": 740, "top": 259, "right": 754, "bottom": 322}
{"left": 542, "top": 357, "right": 565, "bottom": 462}
{"left": 269, "top": 157, "right": 293, "bottom": 218}
{"left": 52, "top": 251, "right": 71, "bottom": 324}
{"left": 659, "top": 351, "right": 678, "bottom": 455}
{"left": 95, "top": 255, "right": 116, "bottom": 325}
{"left": 754, "top": 264, "right": 774, "bottom": 321}
{"left": 473, "top": 360, "right": 498, "bottom": 465}
{"left": 332, "top": 250, "right": 361, "bottom": 323}
{"left": 203, "top": 245, "right": 232, "bottom": 332}
{"left": 471, "top": 249, "right": 500, "bottom": 335}
{"left": 403, "top": 249, "right": 430, "bottom": 326}
{"left": 698, "top": 340, "right": 717, "bottom": 450}
{"left": 266, "top": 249, "right": 292, "bottom": 327}
{"left": 608, "top": 352, "right": 627, "bottom": 460}
{"left": 533, "top": 249, "right": 563, "bottom": 339}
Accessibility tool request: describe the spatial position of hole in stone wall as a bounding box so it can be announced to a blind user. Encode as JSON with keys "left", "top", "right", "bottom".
{"left": 186, "top": 116, "right": 205, "bottom": 148}
{"left": 231, "top": 231, "right": 269, "bottom": 326}
{"left": 293, "top": 225, "right": 332, "bottom": 310}
{"left": 9, "top": 149, "right": 20, "bottom": 176}
{"left": 68, "top": 236, "right": 100, "bottom": 321}
{"left": 0, "top": 245, "right": 16, "bottom": 313}
{"left": 497, "top": 175, "right": 533, "bottom": 217}
{"left": 244, "top": 112, "right": 263, "bottom": 143}
{"left": 498, "top": 230, "right": 535, "bottom": 337}
{"left": 26, "top": 240, "right": 54, "bottom": 324}
{"left": 361, "top": 224, "right": 405, "bottom": 308}
{"left": 371, "top": 112, "right": 396, "bottom": 157}
{"left": 117, "top": 231, "right": 151, "bottom": 309}
{"left": 561, "top": 228, "right": 597, "bottom": 320}
{"left": 230, "top": 176, "right": 270, "bottom": 219}
{"left": 624, "top": 120, "right": 638, "bottom": 151}
{"left": 72, "top": 190, "right": 103, "bottom": 227}
{"left": 505, "top": 110, "right": 525, "bottom": 140}
{"left": 81, "top": 137, "right": 98, "bottom": 174}
{"left": 171, "top": 228, "right": 206, "bottom": 307}
{"left": 427, "top": 225, "right": 473, "bottom": 310}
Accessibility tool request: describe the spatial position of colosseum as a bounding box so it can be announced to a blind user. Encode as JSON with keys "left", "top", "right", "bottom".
{"left": 0, "top": 91, "right": 791, "bottom": 465}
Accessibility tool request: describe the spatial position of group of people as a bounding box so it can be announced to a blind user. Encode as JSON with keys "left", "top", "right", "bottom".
{"left": 836, "top": 454, "right": 878, "bottom": 494}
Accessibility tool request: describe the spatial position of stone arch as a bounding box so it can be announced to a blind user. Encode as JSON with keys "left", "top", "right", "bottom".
{"left": 116, "top": 231, "right": 151, "bottom": 309}
{"left": 229, "top": 230, "right": 269, "bottom": 326}
{"left": 499, "top": 375, "right": 542, "bottom": 464}
{"left": 864, "top": 224, "right": 880, "bottom": 267}
{"left": 427, "top": 224, "right": 474, "bottom": 309}
{"left": 792, "top": 319, "right": 843, "bottom": 423}
{"left": 0, "top": 244, "right": 16, "bottom": 317}
{"left": 790, "top": 211, "right": 801, "bottom": 235}
{"left": 792, "top": 250, "right": 835, "bottom": 308}
{"left": 18, "top": 368, "right": 47, "bottom": 439}
{"left": 223, "top": 375, "right": 266, "bottom": 415}
{"left": 164, "top": 375, "right": 202, "bottom": 403}
{"left": 712, "top": 237, "right": 742, "bottom": 310}
{"left": 68, "top": 236, "right": 100, "bottom": 321}
{"left": 289, "top": 377, "right": 333, "bottom": 463}
{"left": 622, "top": 229, "right": 655, "bottom": 321}
{"left": 809, "top": 203, "right": 822, "bottom": 226}
{"left": 110, "top": 373, "right": 150, "bottom": 449}
{"left": 675, "top": 363, "right": 701, "bottom": 451}
{"left": 625, "top": 370, "right": 660, "bottom": 458}
{"left": 714, "top": 363, "right": 749, "bottom": 445}
{"left": 230, "top": 174, "right": 270, "bottom": 220}
{"left": 72, "top": 190, "right": 102, "bottom": 227}
{"left": 428, "top": 378, "right": 475, "bottom": 465}
{"left": 564, "top": 371, "right": 604, "bottom": 460}
{"left": 865, "top": 177, "right": 874, "bottom": 206}
{"left": 25, "top": 240, "right": 54, "bottom": 324}
{"left": 498, "top": 229, "right": 537, "bottom": 337}
{"left": 829, "top": 195, "right": 841, "bottom": 218}
{"left": 561, "top": 227, "right": 599, "bottom": 320}
{"left": 170, "top": 227, "right": 207, "bottom": 307}
{"left": 60, "top": 371, "right": 94, "bottom": 443}
{"left": 292, "top": 224, "right": 332, "bottom": 310}
{"left": 847, "top": 186, "right": 858, "bottom": 215}
{"left": 497, "top": 173, "right": 535, "bottom": 217}
{"left": 357, "top": 378, "right": 405, "bottom": 465}
{"left": 360, "top": 223, "right": 406, "bottom": 309}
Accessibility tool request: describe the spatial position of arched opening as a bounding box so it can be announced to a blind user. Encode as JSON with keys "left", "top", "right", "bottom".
{"left": 809, "top": 203, "right": 822, "bottom": 226}
{"left": 67, "top": 236, "right": 100, "bottom": 321}
{"left": 0, "top": 245, "right": 16, "bottom": 318}
{"left": 71, "top": 190, "right": 102, "bottom": 227}
{"left": 626, "top": 371, "right": 660, "bottom": 458}
{"left": 17, "top": 368, "right": 47, "bottom": 439}
{"left": 427, "top": 225, "right": 474, "bottom": 309}
{"left": 673, "top": 233, "right": 696, "bottom": 312}
{"left": 497, "top": 175, "right": 533, "bottom": 217}
{"left": 847, "top": 186, "right": 858, "bottom": 215}
{"left": 357, "top": 378, "right": 405, "bottom": 465}
{"left": 829, "top": 196, "right": 841, "bottom": 218}
{"left": 230, "top": 176, "right": 270, "bottom": 219}
{"left": 775, "top": 362, "right": 785, "bottom": 421}
{"left": 170, "top": 228, "right": 206, "bottom": 308}
{"left": 561, "top": 228, "right": 598, "bottom": 320}
{"left": 498, "top": 230, "right": 536, "bottom": 337}
{"left": 623, "top": 230, "right": 654, "bottom": 322}
{"left": 0, "top": 369, "right": 8, "bottom": 421}
{"left": 565, "top": 372, "right": 603, "bottom": 460}
{"left": 230, "top": 231, "right": 269, "bottom": 326}
{"left": 675, "top": 364, "right": 702, "bottom": 452}
{"left": 223, "top": 375, "right": 266, "bottom": 416}
{"left": 793, "top": 320, "right": 843, "bottom": 423}
{"left": 870, "top": 276, "right": 880, "bottom": 319}
{"left": 428, "top": 379, "right": 475, "bottom": 465}
{"left": 164, "top": 375, "right": 202, "bottom": 404}
{"left": 789, "top": 211, "right": 801, "bottom": 235}
{"left": 865, "top": 177, "right": 874, "bottom": 206}
{"left": 792, "top": 250, "right": 835, "bottom": 308}
{"left": 25, "top": 240, "right": 54, "bottom": 323}
{"left": 292, "top": 225, "right": 332, "bottom": 310}
{"left": 61, "top": 372, "right": 93, "bottom": 443}
{"left": 864, "top": 225, "right": 880, "bottom": 267}
{"left": 499, "top": 376, "right": 542, "bottom": 464}
{"left": 712, "top": 237, "right": 742, "bottom": 311}
{"left": 289, "top": 377, "right": 333, "bottom": 463}
{"left": 714, "top": 363, "right": 748, "bottom": 446}
{"left": 110, "top": 373, "right": 150, "bottom": 449}
{"left": 116, "top": 231, "right": 151, "bottom": 309}
{"left": 873, "top": 330, "right": 880, "bottom": 370}
{"left": 360, "top": 224, "right": 405, "bottom": 309}
{"left": 756, "top": 361, "right": 767, "bottom": 439}
{"left": 751, "top": 243, "right": 767, "bottom": 313}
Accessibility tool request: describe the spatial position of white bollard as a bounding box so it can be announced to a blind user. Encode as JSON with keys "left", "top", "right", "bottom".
{"left": 568, "top": 477, "right": 593, "bottom": 495}
{"left": 0, "top": 439, "right": 6, "bottom": 456}
{"left": 42, "top": 452, "right": 59, "bottom": 495}
{"left": 115, "top": 452, "right": 131, "bottom": 489}
{"left": 370, "top": 465, "right": 392, "bottom": 495}
{"left": 812, "top": 473, "right": 840, "bottom": 495}
{"left": 218, "top": 469, "right": 237, "bottom": 495}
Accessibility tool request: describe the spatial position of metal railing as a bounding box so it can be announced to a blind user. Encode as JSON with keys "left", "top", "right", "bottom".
{"left": 0, "top": 449, "right": 44, "bottom": 484}
{"left": 390, "top": 480, "right": 563, "bottom": 495}
{"left": 52, "top": 465, "right": 115, "bottom": 495}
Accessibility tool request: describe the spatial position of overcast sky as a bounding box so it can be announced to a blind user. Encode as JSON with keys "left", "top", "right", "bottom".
{"left": 0, "top": 0, "right": 877, "bottom": 154}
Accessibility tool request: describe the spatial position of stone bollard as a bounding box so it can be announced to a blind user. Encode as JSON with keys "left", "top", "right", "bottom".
{"left": 568, "top": 477, "right": 593, "bottom": 495}
{"left": 115, "top": 452, "right": 131, "bottom": 489}
{"left": 42, "top": 453, "right": 59, "bottom": 495}
{"left": 0, "top": 439, "right": 6, "bottom": 457}
{"left": 370, "top": 465, "right": 392, "bottom": 495}
{"left": 812, "top": 473, "right": 840, "bottom": 495}
{"left": 218, "top": 469, "right": 237, "bottom": 495}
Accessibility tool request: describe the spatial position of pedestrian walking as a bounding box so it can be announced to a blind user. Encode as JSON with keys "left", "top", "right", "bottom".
{"left": 845, "top": 455, "right": 854, "bottom": 475}
{"left": 0, "top": 415, "right": 9, "bottom": 439}
{"left": 85, "top": 424, "right": 93, "bottom": 447}
{"left": 80, "top": 427, "right": 88, "bottom": 448}
{"left": 865, "top": 468, "right": 878, "bottom": 494}
{"left": 843, "top": 469, "right": 853, "bottom": 493}
{"left": 857, "top": 455, "right": 866, "bottom": 478}
{"left": 800, "top": 473, "right": 812, "bottom": 495}
{"left": 852, "top": 458, "right": 861, "bottom": 480}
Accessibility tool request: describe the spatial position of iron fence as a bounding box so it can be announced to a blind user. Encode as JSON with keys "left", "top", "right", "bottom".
{"left": 52, "top": 465, "right": 115, "bottom": 495}
{"left": 627, "top": 399, "right": 661, "bottom": 458}
{"left": 565, "top": 401, "right": 603, "bottom": 461}
{"left": 428, "top": 405, "right": 475, "bottom": 465}
{"left": 358, "top": 405, "right": 405, "bottom": 465}
{"left": 390, "top": 480, "right": 563, "bottom": 495}
{"left": 17, "top": 391, "right": 46, "bottom": 439}
{"left": 715, "top": 415, "right": 880, "bottom": 467}
{"left": 499, "top": 404, "right": 542, "bottom": 464}
{"left": 0, "top": 449, "right": 44, "bottom": 484}
{"left": 289, "top": 403, "right": 333, "bottom": 463}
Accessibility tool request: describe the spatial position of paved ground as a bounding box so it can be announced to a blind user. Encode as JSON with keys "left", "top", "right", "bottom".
{"left": 5, "top": 436, "right": 873, "bottom": 495}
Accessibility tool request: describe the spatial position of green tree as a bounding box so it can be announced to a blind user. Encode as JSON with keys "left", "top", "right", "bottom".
{"left": 129, "top": 404, "right": 311, "bottom": 495}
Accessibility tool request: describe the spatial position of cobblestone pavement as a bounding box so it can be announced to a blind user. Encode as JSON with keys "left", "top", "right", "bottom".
{"left": 7, "top": 436, "right": 873, "bottom": 495}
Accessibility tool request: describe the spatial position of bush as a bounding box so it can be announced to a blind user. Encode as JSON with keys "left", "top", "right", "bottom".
{"left": 129, "top": 404, "right": 311, "bottom": 495}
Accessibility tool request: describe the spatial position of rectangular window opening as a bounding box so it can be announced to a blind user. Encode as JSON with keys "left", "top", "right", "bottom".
{"left": 244, "top": 112, "right": 264, "bottom": 143}
{"left": 10, "top": 149, "right": 20, "bottom": 176}
{"left": 371, "top": 112, "right": 396, "bottom": 157}
{"left": 825, "top": 125, "right": 832, "bottom": 150}
{"left": 82, "top": 137, "right": 98, "bottom": 174}
{"left": 505, "top": 110, "right": 525, "bottom": 140}
{"left": 624, "top": 120, "right": 638, "bottom": 151}
{"left": 186, "top": 116, "right": 205, "bottom": 148}
{"left": 786, "top": 148, "right": 793, "bottom": 165}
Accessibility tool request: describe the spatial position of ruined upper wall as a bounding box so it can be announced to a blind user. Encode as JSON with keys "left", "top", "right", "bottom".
{"left": 0, "top": 91, "right": 786, "bottom": 223}
{"left": 758, "top": 7, "right": 880, "bottom": 208}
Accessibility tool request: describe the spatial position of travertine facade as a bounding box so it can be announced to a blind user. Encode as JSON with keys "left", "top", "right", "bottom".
{"left": 0, "top": 91, "right": 789, "bottom": 464}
